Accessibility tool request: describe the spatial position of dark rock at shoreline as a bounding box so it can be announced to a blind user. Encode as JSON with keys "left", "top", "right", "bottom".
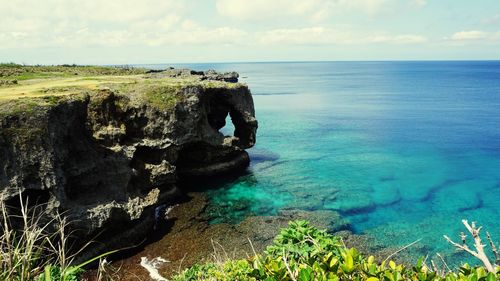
{"left": 112, "top": 192, "right": 350, "bottom": 280}
{"left": 91, "top": 193, "right": 406, "bottom": 280}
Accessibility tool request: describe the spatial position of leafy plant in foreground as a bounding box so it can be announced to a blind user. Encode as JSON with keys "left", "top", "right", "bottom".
{"left": 173, "top": 220, "right": 500, "bottom": 281}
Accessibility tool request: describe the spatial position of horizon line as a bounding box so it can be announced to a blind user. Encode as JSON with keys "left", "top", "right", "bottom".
{"left": 129, "top": 59, "right": 500, "bottom": 66}
{"left": 4, "top": 59, "right": 500, "bottom": 67}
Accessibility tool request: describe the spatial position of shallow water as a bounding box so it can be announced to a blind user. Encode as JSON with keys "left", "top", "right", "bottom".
{"left": 144, "top": 61, "right": 500, "bottom": 266}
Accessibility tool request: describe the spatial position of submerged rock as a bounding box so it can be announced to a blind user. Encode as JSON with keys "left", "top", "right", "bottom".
{"left": 112, "top": 192, "right": 350, "bottom": 280}
{"left": 0, "top": 69, "right": 257, "bottom": 254}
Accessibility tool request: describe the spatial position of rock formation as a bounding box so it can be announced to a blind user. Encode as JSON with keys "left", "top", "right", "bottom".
{"left": 0, "top": 69, "right": 257, "bottom": 252}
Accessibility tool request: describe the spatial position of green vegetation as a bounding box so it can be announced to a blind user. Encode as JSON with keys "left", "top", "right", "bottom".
{"left": 0, "top": 65, "right": 244, "bottom": 117}
{"left": 0, "top": 94, "right": 85, "bottom": 119}
{"left": 0, "top": 195, "right": 78, "bottom": 281}
{"left": 2, "top": 196, "right": 497, "bottom": 281}
{"left": 144, "top": 84, "right": 184, "bottom": 110}
{"left": 173, "top": 221, "right": 500, "bottom": 281}
{"left": 0, "top": 63, "right": 146, "bottom": 82}
{"left": 0, "top": 98, "right": 41, "bottom": 116}
{"left": 0, "top": 195, "right": 117, "bottom": 281}
{"left": 1, "top": 65, "right": 497, "bottom": 281}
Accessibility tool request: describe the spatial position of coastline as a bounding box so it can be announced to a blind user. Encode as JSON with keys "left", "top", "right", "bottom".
{"left": 2, "top": 62, "right": 499, "bottom": 279}
{"left": 108, "top": 192, "right": 412, "bottom": 279}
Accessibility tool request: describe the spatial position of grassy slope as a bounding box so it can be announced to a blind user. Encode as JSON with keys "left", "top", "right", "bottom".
{"left": 0, "top": 64, "right": 242, "bottom": 115}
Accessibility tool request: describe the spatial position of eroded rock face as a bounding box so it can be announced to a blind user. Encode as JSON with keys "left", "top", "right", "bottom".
{"left": 0, "top": 80, "right": 257, "bottom": 250}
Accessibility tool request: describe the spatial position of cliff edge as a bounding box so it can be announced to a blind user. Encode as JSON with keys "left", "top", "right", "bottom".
{"left": 0, "top": 65, "right": 257, "bottom": 251}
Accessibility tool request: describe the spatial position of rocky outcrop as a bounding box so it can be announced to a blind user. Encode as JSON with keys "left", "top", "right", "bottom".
{"left": 0, "top": 72, "right": 257, "bottom": 251}
{"left": 201, "top": 70, "right": 239, "bottom": 83}
{"left": 148, "top": 68, "right": 239, "bottom": 83}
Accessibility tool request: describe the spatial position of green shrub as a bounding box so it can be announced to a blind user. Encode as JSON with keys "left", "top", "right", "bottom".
{"left": 173, "top": 221, "right": 500, "bottom": 281}
{"left": 143, "top": 84, "right": 183, "bottom": 111}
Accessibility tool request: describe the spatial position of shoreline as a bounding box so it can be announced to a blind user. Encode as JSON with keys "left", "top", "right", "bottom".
{"left": 95, "top": 192, "right": 411, "bottom": 280}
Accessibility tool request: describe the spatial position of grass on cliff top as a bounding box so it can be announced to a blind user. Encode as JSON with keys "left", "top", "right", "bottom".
{"left": 0, "top": 75, "right": 241, "bottom": 101}
{"left": 0, "top": 65, "right": 244, "bottom": 115}
{"left": 114, "top": 76, "right": 242, "bottom": 110}
{"left": 0, "top": 63, "right": 146, "bottom": 81}
{"left": 0, "top": 64, "right": 148, "bottom": 103}
{"left": 0, "top": 75, "right": 144, "bottom": 101}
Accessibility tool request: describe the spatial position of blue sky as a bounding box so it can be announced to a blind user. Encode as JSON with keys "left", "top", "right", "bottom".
{"left": 1, "top": 0, "right": 500, "bottom": 64}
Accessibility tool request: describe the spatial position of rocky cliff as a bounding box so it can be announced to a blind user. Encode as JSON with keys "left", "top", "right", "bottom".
{"left": 0, "top": 66, "right": 257, "bottom": 251}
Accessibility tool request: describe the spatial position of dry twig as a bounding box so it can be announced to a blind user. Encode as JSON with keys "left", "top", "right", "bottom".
{"left": 383, "top": 238, "right": 422, "bottom": 264}
{"left": 282, "top": 250, "right": 297, "bottom": 281}
{"left": 443, "top": 220, "right": 497, "bottom": 273}
{"left": 486, "top": 231, "right": 500, "bottom": 265}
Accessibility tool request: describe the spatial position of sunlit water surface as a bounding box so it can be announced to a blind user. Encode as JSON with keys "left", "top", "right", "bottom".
{"left": 142, "top": 61, "right": 500, "bottom": 266}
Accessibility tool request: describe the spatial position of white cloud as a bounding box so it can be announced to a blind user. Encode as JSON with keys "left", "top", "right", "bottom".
{"left": 368, "top": 34, "right": 427, "bottom": 44}
{"left": 0, "top": 0, "right": 428, "bottom": 51}
{"left": 216, "top": 0, "right": 328, "bottom": 21}
{"left": 0, "top": 0, "right": 186, "bottom": 48}
{"left": 215, "top": 0, "right": 392, "bottom": 22}
{"left": 256, "top": 27, "right": 426, "bottom": 45}
{"left": 0, "top": 0, "right": 186, "bottom": 23}
{"left": 258, "top": 27, "right": 353, "bottom": 45}
{"left": 445, "top": 30, "right": 500, "bottom": 45}
{"left": 157, "top": 23, "right": 249, "bottom": 46}
{"left": 451, "top": 30, "right": 489, "bottom": 41}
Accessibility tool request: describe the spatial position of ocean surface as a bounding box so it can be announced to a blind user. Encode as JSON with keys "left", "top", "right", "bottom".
{"left": 143, "top": 61, "right": 500, "bottom": 266}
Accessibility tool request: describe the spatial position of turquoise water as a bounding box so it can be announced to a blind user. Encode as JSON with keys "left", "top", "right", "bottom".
{"left": 147, "top": 61, "right": 500, "bottom": 266}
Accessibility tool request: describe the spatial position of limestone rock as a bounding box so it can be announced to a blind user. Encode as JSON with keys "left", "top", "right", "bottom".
{"left": 202, "top": 69, "right": 239, "bottom": 83}
{"left": 0, "top": 73, "right": 257, "bottom": 251}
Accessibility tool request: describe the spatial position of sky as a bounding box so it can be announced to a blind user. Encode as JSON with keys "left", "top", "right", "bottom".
{"left": 1, "top": 0, "right": 500, "bottom": 64}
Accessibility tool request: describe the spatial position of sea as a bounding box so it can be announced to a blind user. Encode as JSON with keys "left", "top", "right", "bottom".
{"left": 141, "top": 61, "right": 500, "bottom": 267}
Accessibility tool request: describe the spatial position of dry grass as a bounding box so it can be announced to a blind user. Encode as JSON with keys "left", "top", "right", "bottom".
{"left": 0, "top": 75, "right": 143, "bottom": 101}
{"left": 0, "top": 75, "right": 242, "bottom": 102}
{"left": 0, "top": 194, "right": 67, "bottom": 280}
{"left": 0, "top": 193, "right": 122, "bottom": 281}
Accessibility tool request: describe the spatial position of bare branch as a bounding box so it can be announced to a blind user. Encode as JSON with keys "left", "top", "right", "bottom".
{"left": 383, "top": 238, "right": 422, "bottom": 264}
{"left": 486, "top": 232, "right": 499, "bottom": 265}
{"left": 436, "top": 253, "right": 451, "bottom": 273}
{"left": 444, "top": 220, "right": 495, "bottom": 273}
{"left": 460, "top": 232, "right": 467, "bottom": 245}
{"left": 431, "top": 260, "right": 438, "bottom": 273}
{"left": 443, "top": 235, "right": 479, "bottom": 258}
{"left": 282, "top": 250, "right": 297, "bottom": 281}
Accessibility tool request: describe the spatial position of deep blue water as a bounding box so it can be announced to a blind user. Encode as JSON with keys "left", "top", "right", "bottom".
{"left": 143, "top": 61, "right": 500, "bottom": 266}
